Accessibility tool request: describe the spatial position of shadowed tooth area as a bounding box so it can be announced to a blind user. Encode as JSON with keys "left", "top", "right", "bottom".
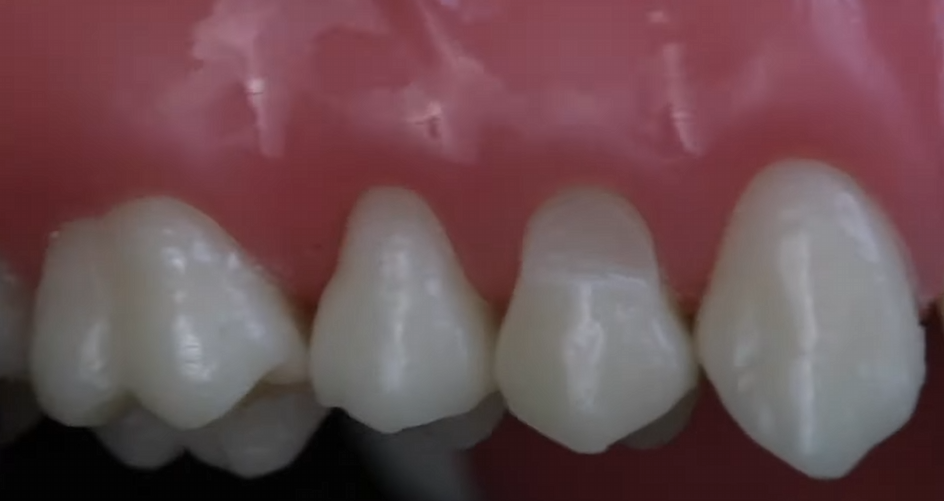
{"left": 185, "top": 386, "right": 327, "bottom": 478}
{"left": 95, "top": 406, "right": 185, "bottom": 470}
{"left": 394, "top": 392, "right": 506, "bottom": 451}
{"left": 496, "top": 188, "right": 698, "bottom": 454}
{"left": 696, "top": 159, "right": 924, "bottom": 479}
{"left": 621, "top": 387, "right": 700, "bottom": 450}
{"left": 310, "top": 188, "right": 495, "bottom": 434}
{"left": 0, "top": 261, "right": 28, "bottom": 379}
{"left": 104, "top": 197, "right": 309, "bottom": 429}
{"left": 31, "top": 220, "right": 127, "bottom": 426}
{"left": 0, "top": 382, "right": 41, "bottom": 445}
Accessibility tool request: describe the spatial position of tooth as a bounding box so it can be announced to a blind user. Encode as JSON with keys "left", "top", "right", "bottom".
{"left": 310, "top": 187, "right": 496, "bottom": 433}
{"left": 95, "top": 406, "right": 185, "bottom": 470}
{"left": 104, "top": 197, "right": 308, "bottom": 429}
{"left": 621, "top": 386, "right": 699, "bottom": 450}
{"left": 0, "top": 382, "right": 42, "bottom": 445}
{"left": 184, "top": 386, "right": 327, "bottom": 478}
{"left": 495, "top": 188, "right": 698, "bottom": 454}
{"left": 696, "top": 159, "right": 924, "bottom": 479}
{"left": 0, "top": 260, "right": 28, "bottom": 379}
{"left": 397, "top": 392, "right": 505, "bottom": 451}
{"left": 31, "top": 220, "right": 128, "bottom": 426}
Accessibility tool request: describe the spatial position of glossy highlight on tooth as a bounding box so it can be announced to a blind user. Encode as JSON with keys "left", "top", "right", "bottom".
{"left": 696, "top": 159, "right": 925, "bottom": 479}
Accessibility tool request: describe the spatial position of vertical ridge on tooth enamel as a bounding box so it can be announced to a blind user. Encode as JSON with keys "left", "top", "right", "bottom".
{"left": 696, "top": 159, "right": 924, "bottom": 479}
{"left": 105, "top": 197, "right": 309, "bottom": 429}
{"left": 31, "top": 220, "right": 128, "bottom": 426}
{"left": 95, "top": 406, "right": 185, "bottom": 470}
{"left": 310, "top": 187, "right": 495, "bottom": 434}
{"left": 495, "top": 188, "right": 698, "bottom": 454}
{"left": 185, "top": 386, "right": 328, "bottom": 478}
{"left": 0, "top": 260, "right": 28, "bottom": 379}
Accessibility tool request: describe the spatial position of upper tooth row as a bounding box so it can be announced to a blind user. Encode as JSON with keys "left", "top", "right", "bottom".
{"left": 0, "top": 158, "right": 925, "bottom": 480}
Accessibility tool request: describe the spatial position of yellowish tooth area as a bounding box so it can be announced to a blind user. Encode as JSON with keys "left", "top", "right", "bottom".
{"left": 2, "top": 158, "right": 927, "bottom": 481}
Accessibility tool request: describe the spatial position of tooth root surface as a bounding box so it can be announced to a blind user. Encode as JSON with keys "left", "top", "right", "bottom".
{"left": 95, "top": 406, "right": 185, "bottom": 470}
{"left": 185, "top": 386, "right": 327, "bottom": 478}
{"left": 105, "top": 197, "right": 309, "bottom": 429}
{"left": 31, "top": 220, "right": 128, "bottom": 426}
{"left": 696, "top": 160, "right": 925, "bottom": 479}
{"left": 310, "top": 188, "right": 496, "bottom": 434}
{"left": 495, "top": 188, "right": 698, "bottom": 454}
{"left": 0, "top": 260, "right": 28, "bottom": 379}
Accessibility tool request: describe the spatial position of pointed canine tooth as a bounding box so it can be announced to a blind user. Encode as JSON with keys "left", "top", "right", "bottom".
{"left": 310, "top": 188, "right": 495, "bottom": 433}
{"left": 31, "top": 220, "right": 129, "bottom": 426}
{"left": 0, "top": 260, "right": 28, "bottom": 379}
{"left": 104, "top": 197, "right": 308, "bottom": 429}
{"left": 622, "top": 386, "right": 699, "bottom": 450}
{"left": 495, "top": 188, "right": 697, "bottom": 454}
{"left": 185, "top": 386, "right": 327, "bottom": 478}
{"left": 398, "top": 392, "right": 505, "bottom": 451}
{"left": 696, "top": 160, "right": 924, "bottom": 479}
{"left": 95, "top": 406, "right": 185, "bottom": 470}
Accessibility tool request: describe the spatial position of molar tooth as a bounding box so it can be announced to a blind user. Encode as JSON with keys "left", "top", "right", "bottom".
{"left": 696, "top": 159, "right": 924, "bottom": 479}
{"left": 310, "top": 187, "right": 495, "bottom": 434}
{"left": 95, "top": 406, "right": 185, "bottom": 470}
{"left": 184, "top": 386, "right": 327, "bottom": 478}
{"left": 104, "top": 197, "right": 308, "bottom": 429}
{"left": 31, "top": 220, "right": 128, "bottom": 426}
{"left": 495, "top": 188, "right": 698, "bottom": 454}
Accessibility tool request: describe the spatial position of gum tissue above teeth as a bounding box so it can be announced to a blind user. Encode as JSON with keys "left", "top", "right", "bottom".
{"left": 31, "top": 197, "right": 308, "bottom": 430}
{"left": 309, "top": 187, "right": 496, "bottom": 434}
{"left": 495, "top": 188, "right": 698, "bottom": 454}
{"left": 696, "top": 159, "right": 924, "bottom": 479}
{"left": 96, "top": 386, "right": 327, "bottom": 478}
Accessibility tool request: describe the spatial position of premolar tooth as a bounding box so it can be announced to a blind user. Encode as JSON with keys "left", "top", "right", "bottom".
{"left": 696, "top": 160, "right": 924, "bottom": 479}
{"left": 105, "top": 197, "right": 308, "bottom": 429}
{"left": 184, "top": 386, "right": 327, "bottom": 478}
{"left": 495, "top": 188, "right": 698, "bottom": 454}
{"left": 310, "top": 187, "right": 495, "bottom": 434}
{"left": 95, "top": 406, "right": 185, "bottom": 470}
{"left": 31, "top": 220, "right": 127, "bottom": 426}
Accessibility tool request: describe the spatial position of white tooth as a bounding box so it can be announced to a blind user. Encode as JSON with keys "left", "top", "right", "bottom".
{"left": 185, "top": 386, "right": 327, "bottom": 478}
{"left": 95, "top": 406, "right": 185, "bottom": 470}
{"left": 104, "top": 197, "right": 308, "bottom": 429}
{"left": 31, "top": 220, "right": 128, "bottom": 426}
{"left": 696, "top": 159, "right": 924, "bottom": 479}
{"left": 495, "top": 188, "right": 697, "bottom": 454}
{"left": 621, "top": 387, "right": 699, "bottom": 450}
{"left": 396, "top": 392, "right": 505, "bottom": 451}
{"left": 0, "top": 382, "right": 42, "bottom": 445}
{"left": 0, "top": 260, "right": 28, "bottom": 379}
{"left": 310, "top": 188, "right": 495, "bottom": 433}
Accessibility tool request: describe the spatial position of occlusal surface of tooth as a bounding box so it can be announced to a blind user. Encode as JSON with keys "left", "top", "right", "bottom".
{"left": 310, "top": 187, "right": 496, "bottom": 434}
{"left": 495, "top": 188, "right": 698, "bottom": 454}
{"left": 696, "top": 159, "right": 924, "bottom": 479}
{"left": 97, "top": 386, "right": 327, "bottom": 477}
{"left": 31, "top": 197, "right": 308, "bottom": 430}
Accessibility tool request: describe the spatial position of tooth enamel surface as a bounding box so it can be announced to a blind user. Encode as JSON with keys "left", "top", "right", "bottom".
{"left": 622, "top": 387, "right": 699, "bottom": 450}
{"left": 31, "top": 220, "right": 127, "bottom": 426}
{"left": 0, "top": 260, "right": 28, "bottom": 379}
{"left": 105, "top": 197, "right": 308, "bottom": 429}
{"left": 495, "top": 188, "right": 698, "bottom": 454}
{"left": 310, "top": 187, "right": 495, "bottom": 434}
{"left": 185, "top": 386, "right": 327, "bottom": 478}
{"left": 696, "top": 159, "right": 924, "bottom": 479}
{"left": 95, "top": 406, "right": 185, "bottom": 470}
{"left": 397, "top": 392, "right": 505, "bottom": 451}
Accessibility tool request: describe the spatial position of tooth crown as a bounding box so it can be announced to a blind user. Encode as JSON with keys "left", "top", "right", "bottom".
{"left": 496, "top": 189, "right": 697, "bottom": 454}
{"left": 310, "top": 188, "right": 495, "bottom": 434}
{"left": 31, "top": 197, "right": 308, "bottom": 429}
{"left": 696, "top": 160, "right": 924, "bottom": 479}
